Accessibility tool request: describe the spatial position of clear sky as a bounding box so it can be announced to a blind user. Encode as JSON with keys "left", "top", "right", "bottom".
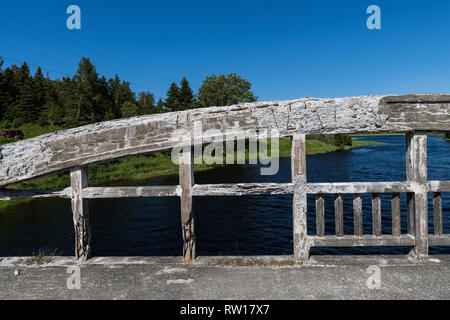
{"left": 1, "top": 0, "right": 450, "bottom": 101}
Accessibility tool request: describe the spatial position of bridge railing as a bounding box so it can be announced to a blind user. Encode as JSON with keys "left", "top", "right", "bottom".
{"left": 1, "top": 94, "right": 449, "bottom": 263}
{"left": 303, "top": 132, "right": 450, "bottom": 260}
{"left": 1, "top": 131, "right": 449, "bottom": 263}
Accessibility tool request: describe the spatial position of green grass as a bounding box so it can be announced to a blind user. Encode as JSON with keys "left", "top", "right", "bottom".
{"left": 209, "top": 257, "right": 294, "bottom": 267}
{"left": 17, "top": 246, "right": 58, "bottom": 265}
{"left": 351, "top": 133, "right": 406, "bottom": 136}
{"left": 247, "top": 137, "right": 380, "bottom": 158}
{"left": 443, "top": 133, "right": 450, "bottom": 141}
{"left": 16, "top": 123, "right": 65, "bottom": 138}
{"left": 0, "top": 121, "right": 64, "bottom": 138}
{"left": 0, "top": 121, "right": 64, "bottom": 145}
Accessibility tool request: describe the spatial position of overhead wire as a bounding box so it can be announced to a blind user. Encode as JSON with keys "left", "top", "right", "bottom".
{"left": 0, "top": 8, "right": 170, "bottom": 88}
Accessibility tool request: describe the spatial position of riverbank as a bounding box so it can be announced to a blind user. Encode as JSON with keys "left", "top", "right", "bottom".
{"left": 0, "top": 136, "right": 379, "bottom": 211}
{"left": 352, "top": 132, "right": 450, "bottom": 141}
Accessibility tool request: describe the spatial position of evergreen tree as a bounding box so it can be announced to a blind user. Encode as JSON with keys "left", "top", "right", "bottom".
{"left": 108, "top": 74, "right": 136, "bottom": 118}
{"left": 165, "top": 82, "right": 180, "bottom": 111}
{"left": 73, "top": 58, "right": 99, "bottom": 124}
{"left": 138, "top": 91, "right": 155, "bottom": 115}
{"left": 94, "top": 76, "right": 112, "bottom": 121}
{"left": 0, "top": 57, "right": 158, "bottom": 127}
{"left": 178, "top": 77, "right": 195, "bottom": 110}
{"left": 57, "top": 77, "right": 79, "bottom": 126}
{"left": 6, "top": 63, "right": 34, "bottom": 123}
{"left": 0, "top": 58, "right": 7, "bottom": 120}
{"left": 108, "top": 74, "right": 122, "bottom": 118}
{"left": 47, "top": 100, "right": 65, "bottom": 125}
{"left": 33, "top": 67, "right": 47, "bottom": 122}
{"left": 2, "top": 68, "right": 15, "bottom": 117}
{"left": 120, "top": 101, "right": 139, "bottom": 118}
{"left": 156, "top": 98, "right": 164, "bottom": 113}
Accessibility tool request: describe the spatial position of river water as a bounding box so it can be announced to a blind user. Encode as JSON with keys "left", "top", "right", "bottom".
{"left": 0, "top": 135, "right": 448, "bottom": 257}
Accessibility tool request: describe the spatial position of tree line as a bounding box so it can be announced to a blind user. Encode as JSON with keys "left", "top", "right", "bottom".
{"left": 0, "top": 56, "right": 356, "bottom": 148}
{"left": 0, "top": 57, "right": 257, "bottom": 129}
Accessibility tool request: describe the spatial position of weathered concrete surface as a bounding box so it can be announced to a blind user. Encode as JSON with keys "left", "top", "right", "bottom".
{"left": 1, "top": 255, "right": 449, "bottom": 299}
{"left": 1, "top": 94, "right": 449, "bottom": 188}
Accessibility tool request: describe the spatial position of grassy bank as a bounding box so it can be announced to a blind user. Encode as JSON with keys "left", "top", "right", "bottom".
{"left": 351, "top": 133, "right": 405, "bottom": 136}
{"left": 444, "top": 133, "right": 450, "bottom": 141}
{"left": 0, "top": 122, "right": 65, "bottom": 146}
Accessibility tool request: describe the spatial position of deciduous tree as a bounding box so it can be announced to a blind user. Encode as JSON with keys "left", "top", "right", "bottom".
{"left": 198, "top": 73, "right": 257, "bottom": 107}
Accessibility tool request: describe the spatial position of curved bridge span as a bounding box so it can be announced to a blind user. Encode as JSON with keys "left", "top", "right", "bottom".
{"left": 1, "top": 94, "right": 449, "bottom": 187}
{"left": 0, "top": 94, "right": 449, "bottom": 262}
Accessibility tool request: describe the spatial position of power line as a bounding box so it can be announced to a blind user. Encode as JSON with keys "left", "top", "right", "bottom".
{"left": 0, "top": 8, "right": 171, "bottom": 86}
{"left": 1, "top": 56, "right": 73, "bottom": 77}
{"left": 0, "top": 23, "right": 166, "bottom": 90}
{"left": 0, "top": 39, "right": 77, "bottom": 68}
{"left": 0, "top": 54, "right": 161, "bottom": 92}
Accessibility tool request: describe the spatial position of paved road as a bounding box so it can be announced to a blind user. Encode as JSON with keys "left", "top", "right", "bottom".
{"left": 0, "top": 255, "right": 449, "bottom": 299}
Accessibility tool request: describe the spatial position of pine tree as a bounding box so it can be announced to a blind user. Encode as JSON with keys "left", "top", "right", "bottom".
{"left": 33, "top": 67, "right": 47, "bottom": 122}
{"left": 178, "top": 77, "right": 195, "bottom": 110}
{"left": 156, "top": 98, "right": 164, "bottom": 113}
{"left": 1, "top": 68, "right": 15, "bottom": 119}
{"left": 165, "top": 82, "right": 180, "bottom": 111}
{"left": 56, "top": 77, "right": 79, "bottom": 126}
{"left": 39, "top": 80, "right": 61, "bottom": 125}
{"left": 120, "top": 101, "right": 139, "bottom": 118}
{"left": 47, "top": 100, "right": 65, "bottom": 125}
{"left": 0, "top": 57, "right": 167, "bottom": 128}
{"left": 94, "top": 76, "right": 111, "bottom": 122}
{"left": 138, "top": 91, "right": 156, "bottom": 115}
{"left": 6, "top": 62, "right": 34, "bottom": 124}
{"left": 108, "top": 74, "right": 137, "bottom": 118}
{"left": 73, "top": 57, "right": 98, "bottom": 124}
{"left": 0, "top": 59, "right": 7, "bottom": 120}
{"left": 108, "top": 74, "right": 122, "bottom": 118}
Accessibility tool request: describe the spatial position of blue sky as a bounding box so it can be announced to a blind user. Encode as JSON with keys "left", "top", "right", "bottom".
{"left": 1, "top": 0, "right": 450, "bottom": 101}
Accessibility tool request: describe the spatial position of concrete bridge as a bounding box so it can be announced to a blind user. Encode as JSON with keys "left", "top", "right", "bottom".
{"left": 0, "top": 94, "right": 449, "bottom": 263}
